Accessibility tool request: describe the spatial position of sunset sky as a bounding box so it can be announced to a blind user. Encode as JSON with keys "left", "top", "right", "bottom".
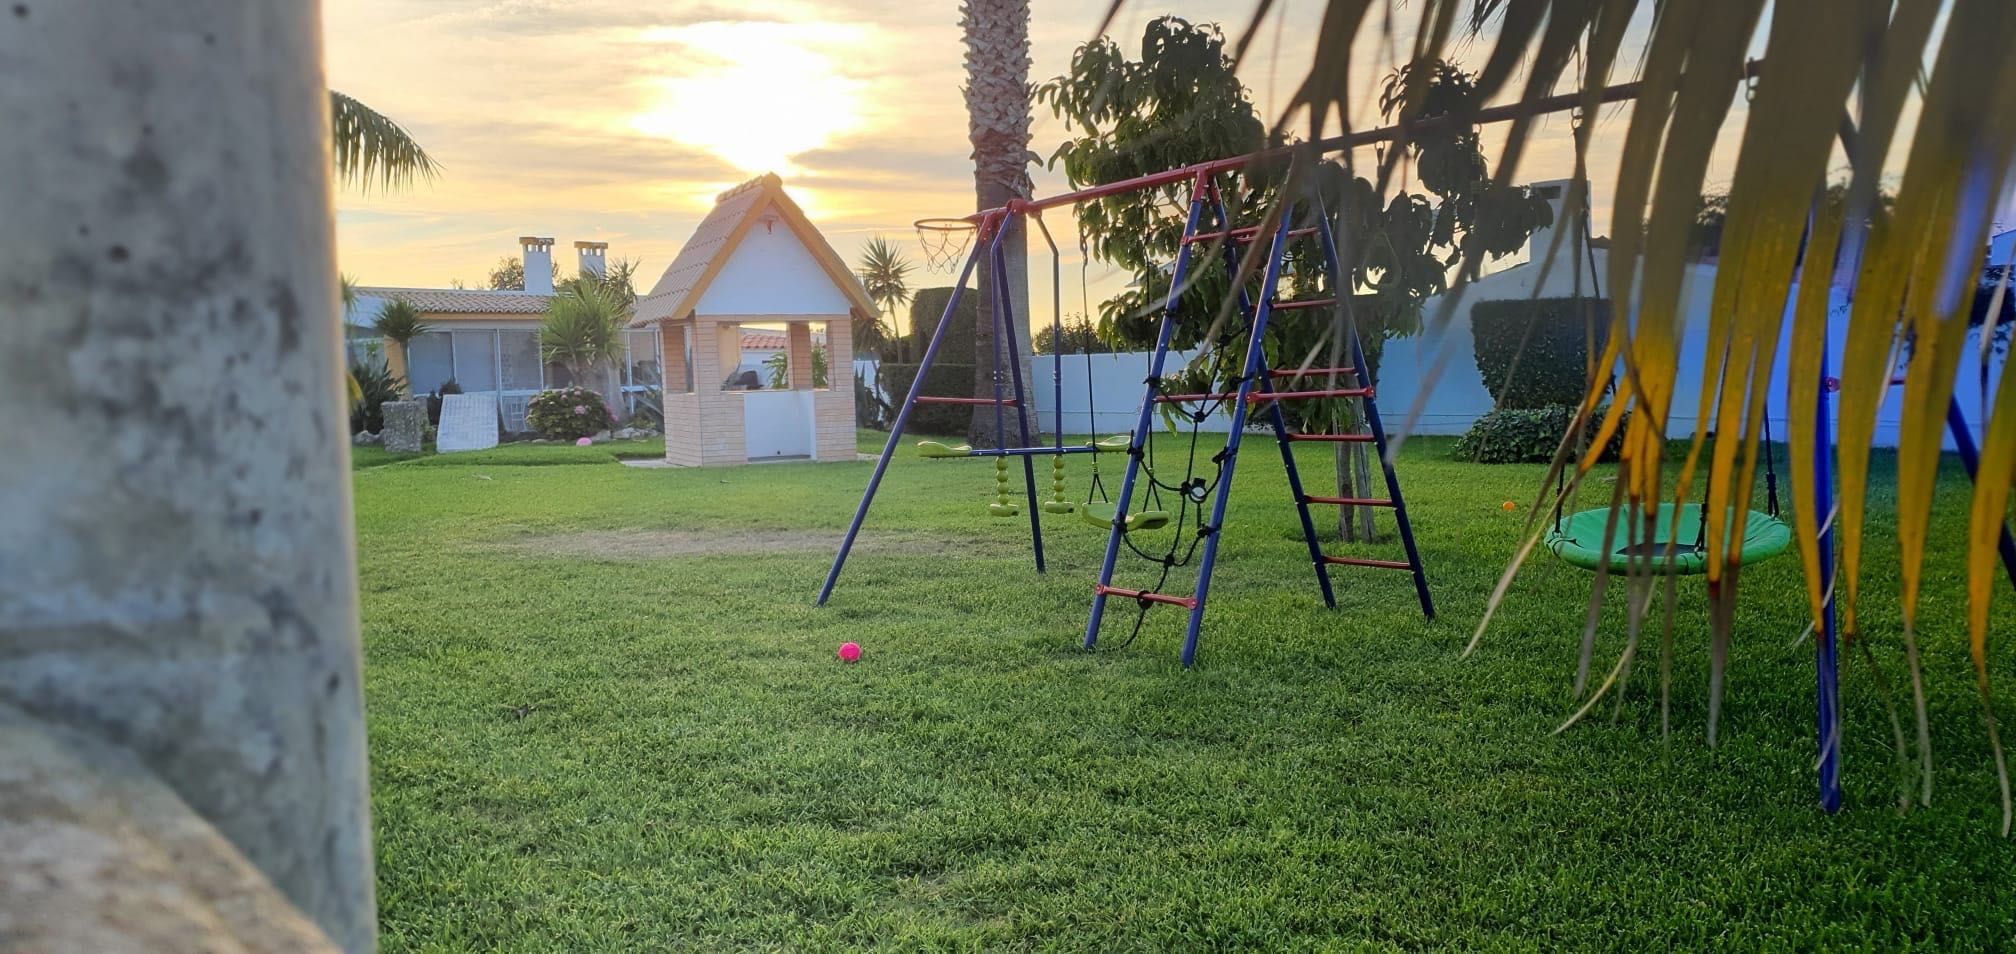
{"left": 323, "top": 2, "right": 1981, "bottom": 315}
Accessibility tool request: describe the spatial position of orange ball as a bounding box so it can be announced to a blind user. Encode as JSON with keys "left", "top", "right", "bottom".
{"left": 1501, "top": 500, "right": 1517, "bottom": 511}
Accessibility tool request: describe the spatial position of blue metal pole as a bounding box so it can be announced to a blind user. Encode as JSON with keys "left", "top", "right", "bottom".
{"left": 818, "top": 238, "right": 989, "bottom": 605}
{"left": 1207, "top": 188, "right": 1335, "bottom": 609}
{"left": 1179, "top": 207, "right": 1299, "bottom": 666}
{"left": 1085, "top": 174, "right": 1211, "bottom": 650}
{"left": 992, "top": 225, "right": 1046, "bottom": 572}
{"left": 1946, "top": 397, "right": 2016, "bottom": 591}
{"left": 1313, "top": 208, "right": 1434, "bottom": 619}
{"left": 1261, "top": 371, "right": 1338, "bottom": 608}
{"left": 986, "top": 224, "right": 1011, "bottom": 455}
{"left": 1814, "top": 335, "right": 1842, "bottom": 814}
{"left": 1031, "top": 215, "right": 1066, "bottom": 449}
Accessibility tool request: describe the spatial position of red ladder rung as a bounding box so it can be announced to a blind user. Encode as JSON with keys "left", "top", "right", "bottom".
{"left": 1270, "top": 366, "right": 1355, "bottom": 378}
{"left": 1095, "top": 584, "right": 1199, "bottom": 609}
{"left": 1286, "top": 432, "right": 1377, "bottom": 442}
{"left": 1153, "top": 392, "right": 1239, "bottom": 404}
{"left": 1271, "top": 297, "right": 1337, "bottom": 311}
{"left": 914, "top": 396, "right": 1019, "bottom": 406}
{"left": 1301, "top": 495, "right": 1395, "bottom": 507}
{"left": 1183, "top": 226, "right": 1319, "bottom": 245}
{"left": 1253, "top": 387, "right": 1372, "bottom": 401}
{"left": 1322, "top": 555, "right": 1414, "bottom": 570}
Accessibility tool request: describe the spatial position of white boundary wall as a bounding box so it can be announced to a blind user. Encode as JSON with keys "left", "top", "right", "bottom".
{"left": 1029, "top": 296, "right": 2005, "bottom": 448}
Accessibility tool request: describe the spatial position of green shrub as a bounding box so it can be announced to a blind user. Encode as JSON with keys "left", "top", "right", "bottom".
{"left": 876, "top": 362, "right": 976, "bottom": 436}
{"left": 1469, "top": 297, "right": 1613, "bottom": 409}
{"left": 526, "top": 386, "right": 616, "bottom": 441}
{"left": 426, "top": 378, "right": 462, "bottom": 426}
{"left": 349, "top": 357, "right": 405, "bottom": 434}
{"left": 1452, "top": 403, "right": 1627, "bottom": 464}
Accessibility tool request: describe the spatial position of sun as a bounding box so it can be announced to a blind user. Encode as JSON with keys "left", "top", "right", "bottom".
{"left": 632, "top": 21, "right": 868, "bottom": 175}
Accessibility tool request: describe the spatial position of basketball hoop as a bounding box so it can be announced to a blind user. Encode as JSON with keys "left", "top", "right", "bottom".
{"left": 914, "top": 216, "right": 978, "bottom": 272}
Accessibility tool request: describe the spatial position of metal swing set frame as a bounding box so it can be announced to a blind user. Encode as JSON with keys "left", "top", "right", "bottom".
{"left": 815, "top": 60, "right": 2016, "bottom": 814}
{"left": 816, "top": 74, "right": 1666, "bottom": 633}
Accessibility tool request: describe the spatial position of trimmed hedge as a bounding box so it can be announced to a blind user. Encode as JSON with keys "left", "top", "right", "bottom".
{"left": 907, "top": 287, "right": 979, "bottom": 365}
{"left": 876, "top": 362, "right": 977, "bottom": 436}
{"left": 1451, "top": 403, "right": 1627, "bottom": 464}
{"left": 1470, "top": 296, "right": 1613, "bottom": 409}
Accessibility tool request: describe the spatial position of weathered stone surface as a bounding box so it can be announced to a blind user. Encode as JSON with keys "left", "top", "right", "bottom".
{"left": 0, "top": 2, "right": 375, "bottom": 950}
{"left": 382, "top": 400, "right": 426, "bottom": 453}
{"left": 0, "top": 706, "right": 343, "bottom": 953}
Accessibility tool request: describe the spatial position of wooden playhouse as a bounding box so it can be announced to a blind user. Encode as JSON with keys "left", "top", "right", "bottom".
{"left": 630, "top": 174, "right": 870, "bottom": 465}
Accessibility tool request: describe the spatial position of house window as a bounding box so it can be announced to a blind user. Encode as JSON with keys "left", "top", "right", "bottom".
{"left": 499, "top": 331, "right": 542, "bottom": 391}
{"left": 451, "top": 330, "right": 498, "bottom": 392}
{"left": 406, "top": 331, "right": 454, "bottom": 395}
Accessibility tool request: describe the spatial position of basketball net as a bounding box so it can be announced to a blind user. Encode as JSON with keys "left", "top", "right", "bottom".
{"left": 914, "top": 217, "right": 977, "bottom": 273}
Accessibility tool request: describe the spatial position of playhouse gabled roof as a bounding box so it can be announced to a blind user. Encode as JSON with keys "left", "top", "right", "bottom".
{"left": 630, "top": 173, "right": 877, "bottom": 327}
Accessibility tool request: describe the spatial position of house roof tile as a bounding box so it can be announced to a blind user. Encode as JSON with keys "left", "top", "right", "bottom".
{"left": 354, "top": 287, "right": 551, "bottom": 315}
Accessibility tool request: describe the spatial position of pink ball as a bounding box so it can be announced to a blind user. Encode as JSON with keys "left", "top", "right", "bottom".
{"left": 575, "top": 436, "right": 593, "bottom": 446}
{"left": 837, "top": 642, "right": 862, "bottom": 663}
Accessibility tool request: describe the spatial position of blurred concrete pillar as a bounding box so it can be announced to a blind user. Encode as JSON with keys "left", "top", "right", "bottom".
{"left": 0, "top": 2, "right": 374, "bottom": 951}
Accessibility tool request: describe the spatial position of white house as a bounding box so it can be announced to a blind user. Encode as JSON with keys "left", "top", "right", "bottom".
{"left": 345, "top": 231, "right": 843, "bottom": 436}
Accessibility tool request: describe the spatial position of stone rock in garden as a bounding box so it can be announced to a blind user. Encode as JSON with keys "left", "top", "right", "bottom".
{"left": 350, "top": 431, "right": 381, "bottom": 447}
{"left": 380, "top": 401, "right": 425, "bottom": 454}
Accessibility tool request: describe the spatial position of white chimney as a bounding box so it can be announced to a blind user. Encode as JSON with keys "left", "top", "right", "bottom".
{"left": 574, "top": 240, "right": 608, "bottom": 278}
{"left": 519, "top": 235, "right": 554, "bottom": 294}
{"left": 1526, "top": 179, "right": 1573, "bottom": 261}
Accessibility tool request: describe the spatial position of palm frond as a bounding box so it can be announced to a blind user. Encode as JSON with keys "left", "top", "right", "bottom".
{"left": 1241, "top": 0, "right": 2016, "bottom": 819}
{"left": 370, "top": 297, "right": 431, "bottom": 346}
{"left": 541, "top": 283, "right": 627, "bottom": 381}
{"left": 331, "top": 90, "right": 439, "bottom": 193}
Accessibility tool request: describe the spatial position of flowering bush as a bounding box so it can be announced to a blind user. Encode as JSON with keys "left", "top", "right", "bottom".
{"left": 526, "top": 386, "right": 615, "bottom": 441}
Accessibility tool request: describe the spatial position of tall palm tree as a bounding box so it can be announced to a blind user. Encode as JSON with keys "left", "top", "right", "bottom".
{"left": 330, "top": 91, "right": 439, "bottom": 192}
{"left": 961, "top": 0, "right": 1034, "bottom": 445}
{"left": 857, "top": 237, "right": 913, "bottom": 359}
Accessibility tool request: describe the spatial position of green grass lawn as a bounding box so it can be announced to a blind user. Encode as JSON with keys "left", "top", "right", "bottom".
{"left": 354, "top": 430, "right": 2015, "bottom": 951}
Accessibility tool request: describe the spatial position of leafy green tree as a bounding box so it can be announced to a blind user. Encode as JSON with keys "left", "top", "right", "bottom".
{"left": 856, "top": 237, "right": 913, "bottom": 359}
{"left": 1029, "top": 316, "right": 1113, "bottom": 355}
{"left": 1039, "top": 19, "right": 1547, "bottom": 539}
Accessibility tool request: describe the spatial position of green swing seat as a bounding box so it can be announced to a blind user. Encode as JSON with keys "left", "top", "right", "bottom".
{"left": 1545, "top": 502, "right": 1793, "bottom": 575}
{"left": 1077, "top": 501, "right": 1171, "bottom": 533}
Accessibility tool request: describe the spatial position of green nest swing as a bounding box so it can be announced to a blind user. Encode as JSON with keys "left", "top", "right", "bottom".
{"left": 1545, "top": 501, "right": 1793, "bottom": 575}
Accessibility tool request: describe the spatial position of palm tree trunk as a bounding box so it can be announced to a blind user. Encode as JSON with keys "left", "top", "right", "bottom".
{"left": 1, "top": 3, "right": 373, "bottom": 949}
{"left": 961, "top": 0, "right": 1033, "bottom": 447}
